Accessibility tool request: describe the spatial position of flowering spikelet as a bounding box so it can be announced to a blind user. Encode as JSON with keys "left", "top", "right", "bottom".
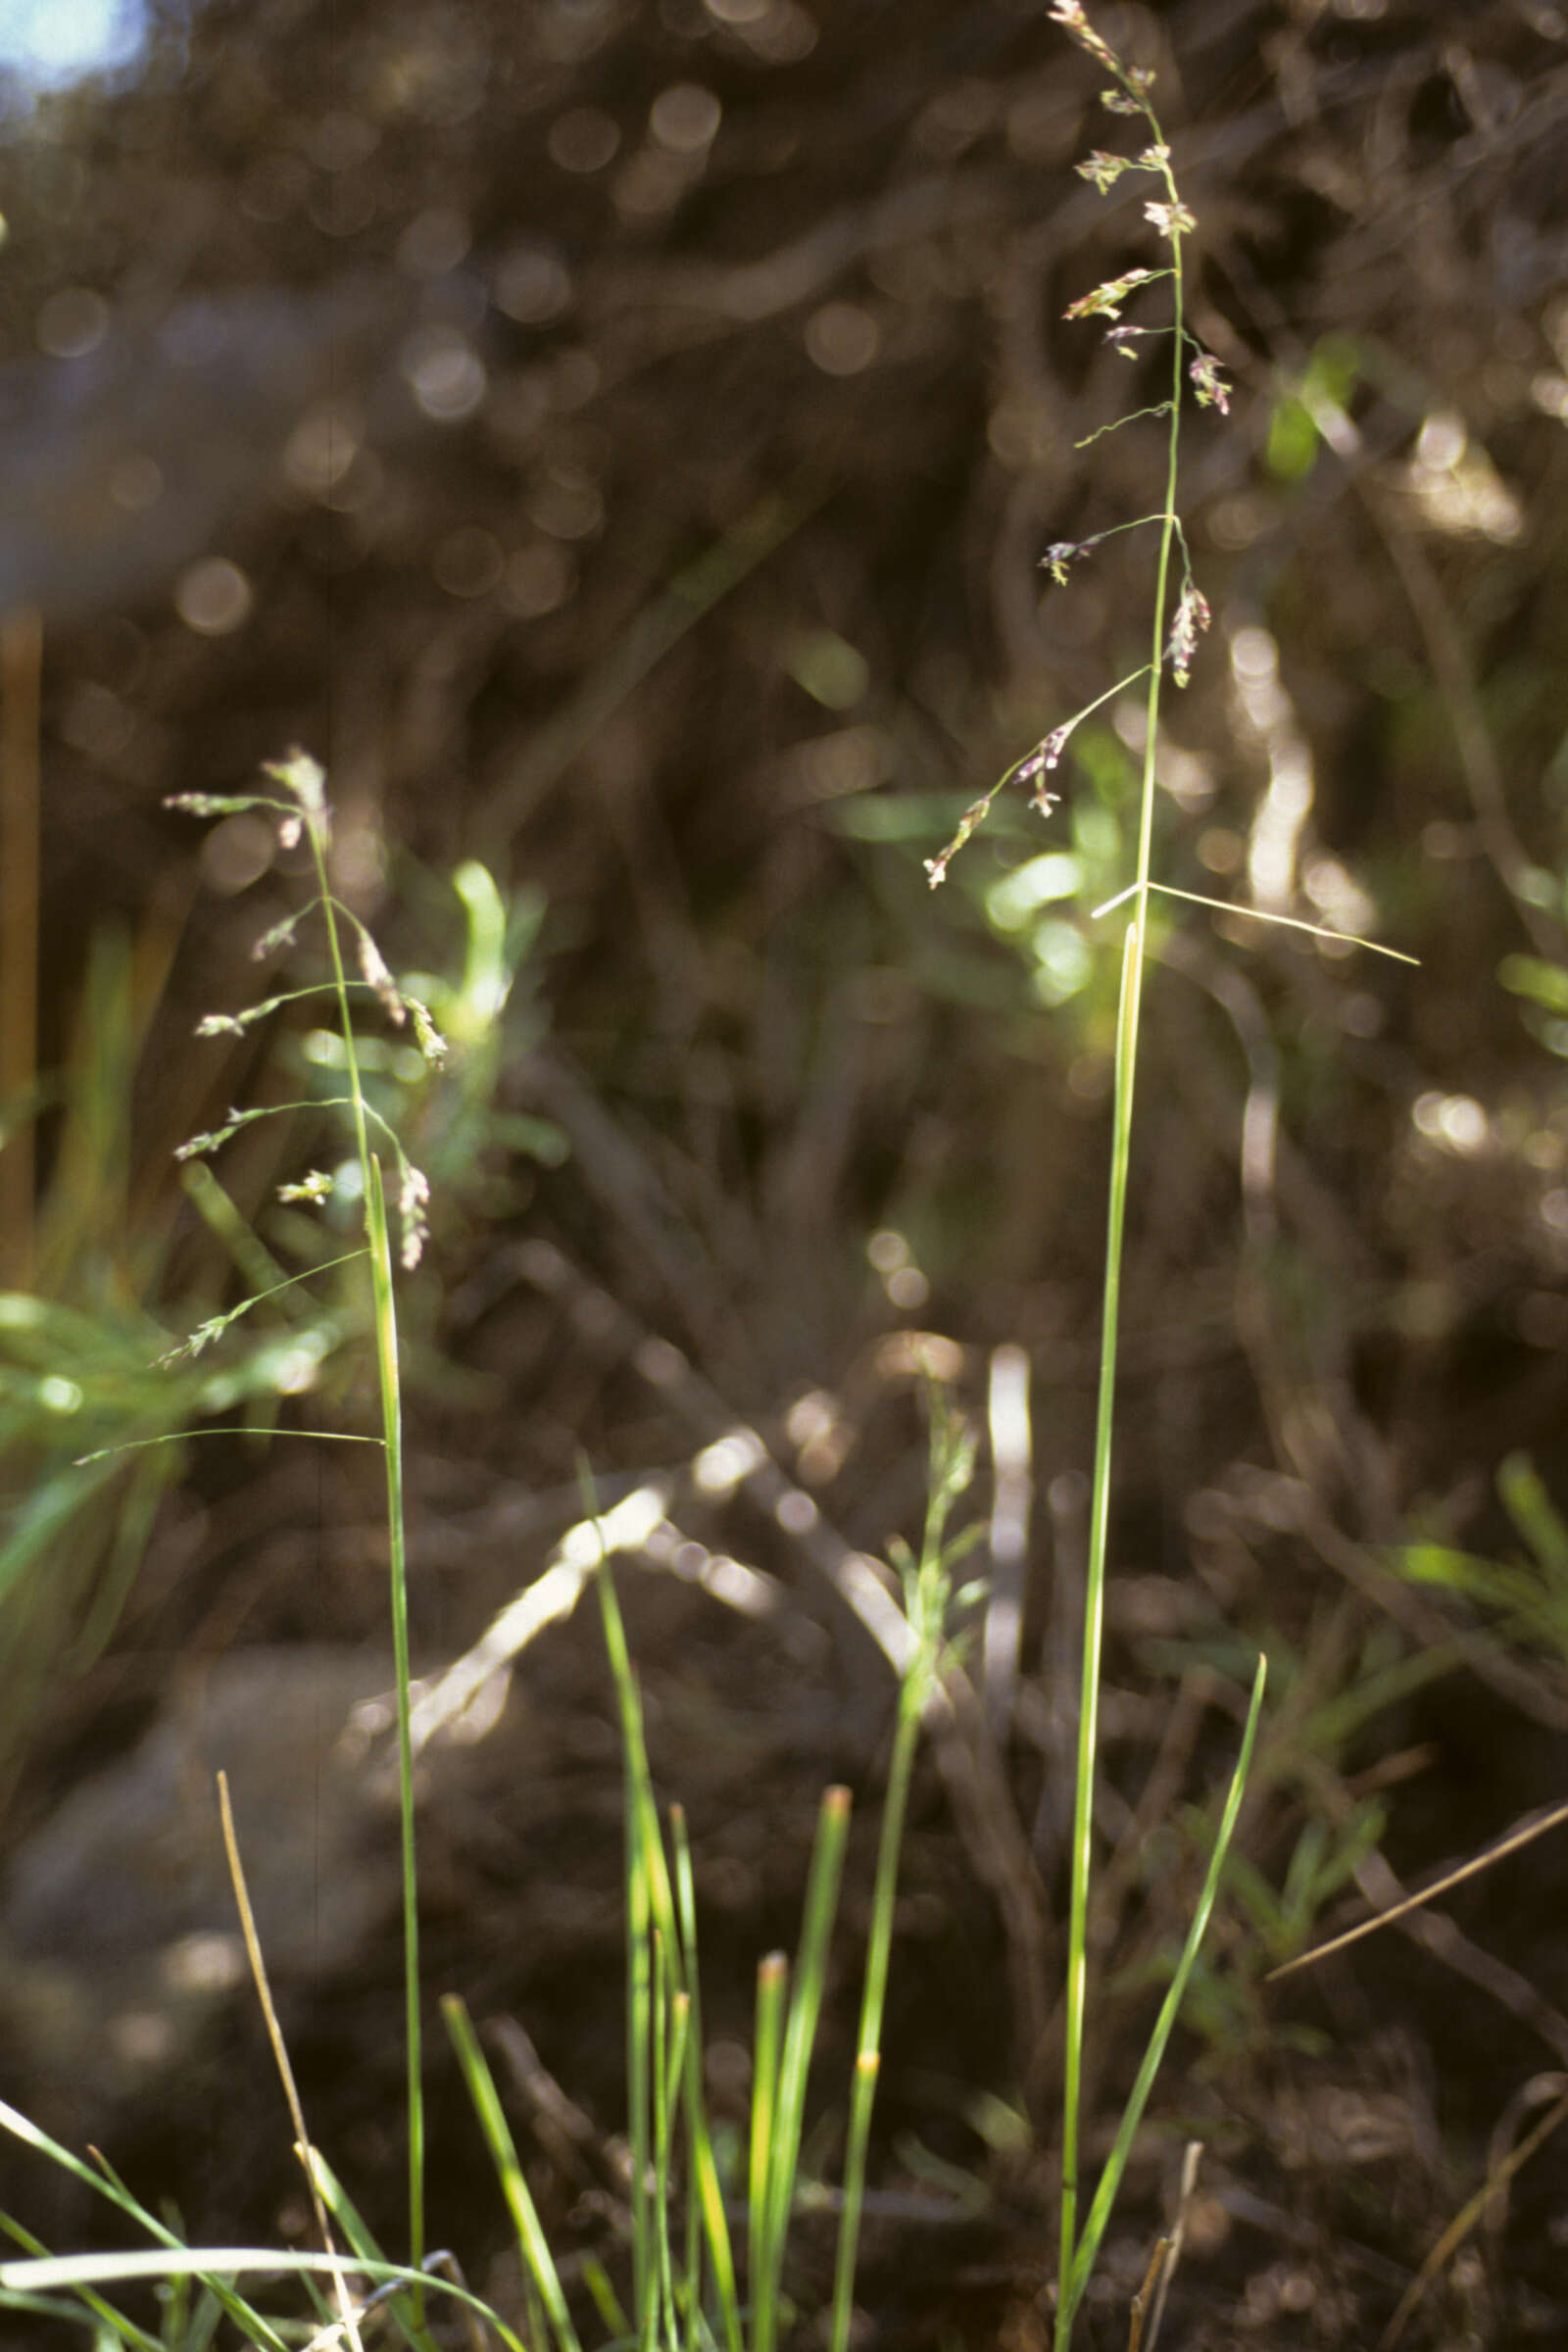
{"left": 1064, "top": 268, "right": 1159, "bottom": 323}
{"left": 252, "top": 906, "right": 308, "bottom": 962}
{"left": 407, "top": 996, "right": 450, "bottom": 1066}
{"left": 1048, "top": 2, "right": 1117, "bottom": 72}
{"left": 1144, "top": 198, "right": 1197, "bottom": 241}
{"left": 1189, "top": 350, "right": 1231, "bottom": 414}
{"left": 1165, "top": 580, "right": 1211, "bottom": 688}
{"left": 262, "top": 748, "right": 327, "bottom": 818}
{"left": 1076, "top": 149, "right": 1131, "bottom": 193}
{"left": 1017, "top": 727, "right": 1072, "bottom": 810}
{"left": 277, "top": 1170, "right": 334, "bottom": 1204}
{"left": 357, "top": 926, "right": 405, "bottom": 1023}
{"left": 398, "top": 1162, "right": 432, "bottom": 1270}
{"left": 1042, "top": 542, "right": 1090, "bottom": 587}
{"left": 924, "top": 795, "right": 995, "bottom": 890}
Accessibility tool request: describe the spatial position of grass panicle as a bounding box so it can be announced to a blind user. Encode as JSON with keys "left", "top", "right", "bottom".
{"left": 922, "top": 10, "right": 1274, "bottom": 2332}
{"left": 1, "top": 756, "right": 450, "bottom": 2348}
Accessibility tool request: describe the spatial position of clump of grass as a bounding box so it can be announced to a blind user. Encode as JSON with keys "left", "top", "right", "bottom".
{"left": 0, "top": 753, "right": 448, "bottom": 2341}
{"left": 441, "top": 1403, "right": 982, "bottom": 2352}
{"left": 0, "top": 752, "right": 988, "bottom": 2351}
{"left": 1, "top": 13, "right": 1436, "bottom": 2341}
{"left": 0, "top": 757, "right": 562, "bottom": 1792}
{"left": 0, "top": 923, "right": 340, "bottom": 1800}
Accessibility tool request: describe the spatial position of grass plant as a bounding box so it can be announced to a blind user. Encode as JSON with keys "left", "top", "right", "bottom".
{"left": 0, "top": 751, "right": 448, "bottom": 2351}
{"left": 0, "top": 923, "right": 339, "bottom": 1798}
{"left": 924, "top": 10, "right": 1271, "bottom": 2333}
{"left": 0, "top": 753, "right": 985, "bottom": 2347}
{"left": 0, "top": 11, "right": 1440, "bottom": 2347}
{"left": 0, "top": 798, "right": 559, "bottom": 1794}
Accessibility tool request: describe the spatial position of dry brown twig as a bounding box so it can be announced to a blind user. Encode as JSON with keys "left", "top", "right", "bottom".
{"left": 1268, "top": 1788, "right": 1568, "bottom": 1990}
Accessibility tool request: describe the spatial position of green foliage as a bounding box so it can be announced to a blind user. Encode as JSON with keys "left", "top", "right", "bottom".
{"left": 0, "top": 760, "right": 566, "bottom": 1783}
{"left": 295, "top": 857, "right": 566, "bottom": 1244}
{"left": 437, "top": 1416, "right": 971, "bottom": 2352}
{"left": 1264, "top": 333, "right": 1361, "bottom": 484}
{"left": 1118, "top": 1795, "right": 1386, "bottom": 2075}
{"left": 785, "top": 628, "right": 871, "bottom": 711}
{"left": 827, "top": 728, "right": 1154, "bottom": 1070}
{"left": 1499, "top": 944, "right": 1568, "bottom": 1068}
{"left": 0, "top": 927, "right": 338, "bottom": 1786}
{"left": 1, "top": 761, "right": 978, "bottom": 2351}
{"left": 1393, "top": 1449, "right": 1568, "bottom": 1662}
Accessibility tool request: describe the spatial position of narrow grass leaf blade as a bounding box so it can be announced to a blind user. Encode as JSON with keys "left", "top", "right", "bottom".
{"left": 580, "top": 2255, "right": 631, "bottom": 2339}
{"left": 299, "top": 2148, "right": 386, "bottom": 2267}
{"left": 764, "top": 1786, "right": 852, "bottom": 2280}
{"left": 366, "top": 1152, "right": 424, "bottom": 2294}
{"left": 1498, "top": 1450, "right": 1568, "bottom": 1579}
{"left": 441, "top": 1994, "right": 582, "bottom": 2352}
{"left": 1063, "top": 1654, "right": 1267, "bottom": 2325}
{"left": 301, "top": 2150, "right": 427, "bottom": 2352}
{"left": 0, "top": 2245, "right": 524, "bottom": 2346}
{"left": 593, "top": 1550, "right": 659, "bottom": 2334}
{"left": 0, "top": 2101, "right": 290, "bottom": 2352}
{"left": 0, "top": 2210, "right": 164, "bottom": 2352}
{"left": 650, "top": 1934, "right": 677, "bottom": 2348}
{"left": 749, "top": 1951, "right": 787, "bottom": 2352}
{"left": 1060, "top": 917, "right": 1146, "bottom": 2315}
{"left": 672, "top": 1818, "right": 742, "bottom": 2352}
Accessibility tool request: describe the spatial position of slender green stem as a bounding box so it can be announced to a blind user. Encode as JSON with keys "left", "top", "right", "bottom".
{"left": 629, "top": 1777, "right": 655, "bottom": 2342}
{"left": 1062, "top": 1659, "right": 1266, "bottom": 2329}
{"left": 302, "top": 791, "right": 425, "bottom": 2304}
{"left": 749, "top": 1952, "right": 787, "bottom": 2352}
{"left": 442, "top": 1995, "right": 582, "bottom": 2352}
{"left": 830, "top": 1404, "right": 969, "bottom": 2352}
{"left": 827, "top": 1702, "right": 918, "bottom": 2352}
{"left": 652, "top": 1935, "right": 679, "bottom": 2348}
{"left": 1055, "top": 121, "right": 1190, "bottom": 2350}
{"left": 592, "top": 1541, "right": 686, "bottom": 2345}
{"left": 366, "top": 1153, "right": 424, "bottom": 2302}
{"left": 761, "top": 1786, "right": 852, "bottom": 2297}
{"left": 304, "top": 827, "right": 374, "bottom": 1197}
{"left": 672, "top": 1808, "right": 743, "bottom": 2352}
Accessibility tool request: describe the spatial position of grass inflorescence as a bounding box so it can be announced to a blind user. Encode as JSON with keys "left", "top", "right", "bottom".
{"left": 0, "top": 748, "right": 996, "bottom": 2347}
{"left": 925, "top": 9, "right": 1269, "bottom": 2332}
{"left": 0, "top": 10, "right": 1443, "bottom": 2346}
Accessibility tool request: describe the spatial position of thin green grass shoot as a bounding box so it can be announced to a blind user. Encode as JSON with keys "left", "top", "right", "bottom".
{"left": 0, "top": 753, "right": 453, "bottom": 2350}
{"left": 928, "top": 9, "right": 1279, "bottom": 2332}
{"left": 442, "top": 1996, "right": 584, "bottom": 2352}
{"left": 829, "top": 1393, "right": 978, "bottom": 2352}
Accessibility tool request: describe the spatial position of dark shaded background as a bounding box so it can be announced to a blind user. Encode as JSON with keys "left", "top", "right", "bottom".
{"left": 3, "top": 0, "right": 1568, "bottom": 2343}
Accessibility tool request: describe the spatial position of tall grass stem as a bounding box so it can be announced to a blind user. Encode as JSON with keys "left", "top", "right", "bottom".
{"left": 1054, "top": 67, "right": 1230, "bottom": 2343}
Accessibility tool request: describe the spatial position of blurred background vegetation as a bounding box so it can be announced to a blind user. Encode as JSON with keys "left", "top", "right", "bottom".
{"left": 3, "top": 0, "right": 1568, "bottom": 2342}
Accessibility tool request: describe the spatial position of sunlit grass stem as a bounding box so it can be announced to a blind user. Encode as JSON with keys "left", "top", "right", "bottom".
{"left": 365, "top": 1153, "right": 424, "bottom": 2306}
{"left": 757, "top": 1785, "right": 851, "bottom": 2345}
{"left": 1054, "top": 47, "right": 1227, "bottom": 2344}
{"left": 830, "top": 1397, "right": 973, "bottom": 2352}
{"left": 442, "top": 1996, "right": 583, "bottom": 2352}
{"left": 299, "top": 785, "right": 427, "bottom": 2304}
